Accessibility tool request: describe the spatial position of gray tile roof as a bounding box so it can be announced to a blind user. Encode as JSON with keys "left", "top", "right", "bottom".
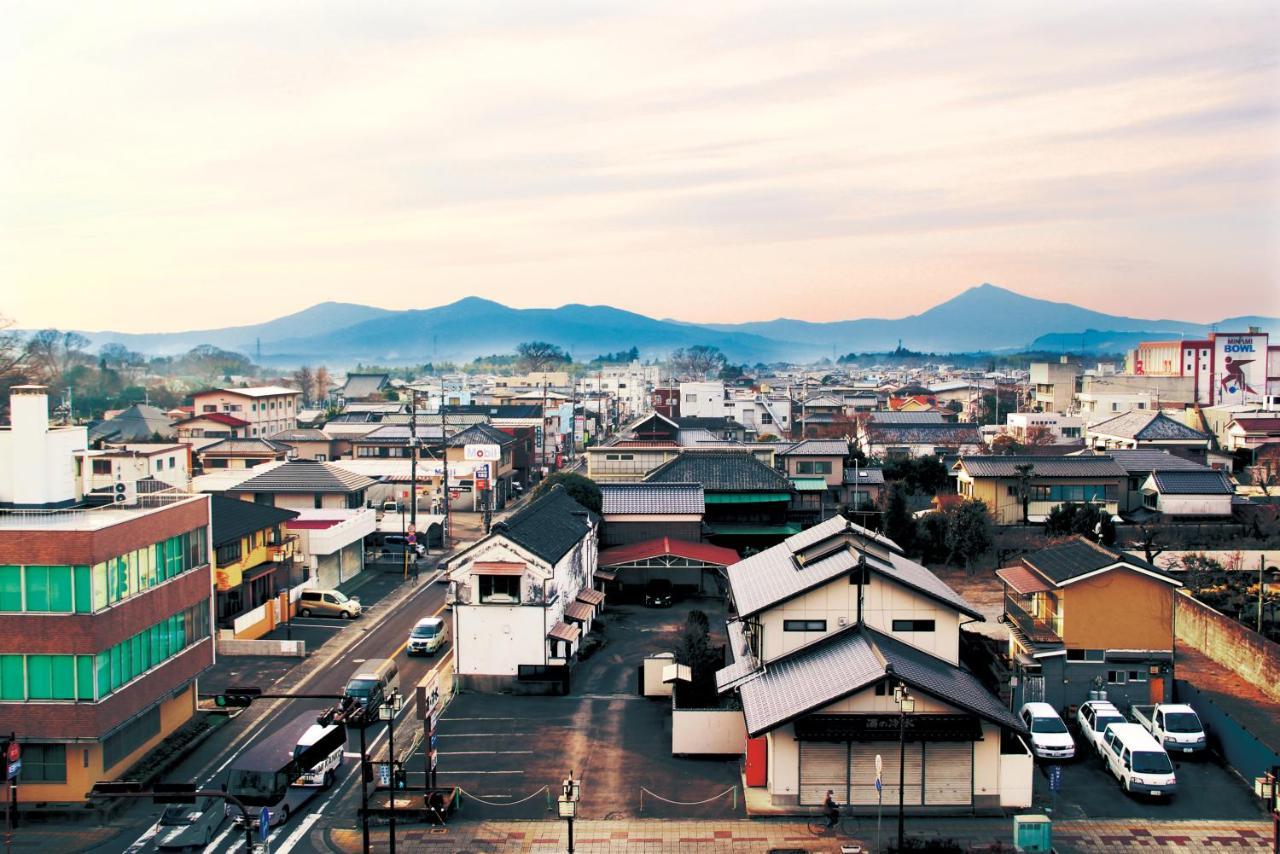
{"left": 600, "top": 482, "right": 705, "bottom": 515}
{"left": 725, "top": 516, "right": 978, "bottom": 620}
{"left": 1022, "top": 536, "right": 1178, "bottom": 586}
{"left": 88, "top": 405, "right": 175, "bottom": 443}
{"left": 446, "top": 422, "right": 517, "bottom": 448}
{"left": 210, "top": 495, "right": 299, "bottom": 547}
{"left": 956, "top": 454, "right": 1126, "bottom": 478}
{"left": 340, "top": 373, "right": 389, "bottom": 399}
{"left": 865, "top": 423, "right": 981, "bottom": 445}
{"left": 269, "top": 428, "right": 332, "bottom": 442}
{"left": 492, "top": 484, "right": 598, "bottom": 565}
{"left": 725, "top": 625, "right": 1024, "bottom": 736}
{"left": 1149, "top": 469, "right": 1234, "bottom": 495}
{"left": 199, "top": 438, "right": 290, "bottom": 456}
{"left": 677, "top": 416, "right": 746, "bottom": 431}
{"left": 1090, "top": 449, "right": 1209, "bottom": 474}
{"left": 843, "top": 467, "right": 885, "bottom": 486}
{"left": 782, "top": 440, "right": 850, "bottom": 457}
{"left": 1088, "top": 411, "right": 1208, "bottom": 442}
{"left": 645, "top": 451, "right": 794, "bottom": 492}
{"left": 235, "top": 460, "right": 378, "bottom": 494}
{"left": 866, "top": 411, "right": 946, "bottom": 424}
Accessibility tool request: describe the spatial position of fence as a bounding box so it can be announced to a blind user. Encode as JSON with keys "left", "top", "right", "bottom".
{"left": 1175, "top": 679, "right": 1280, "bottom": 782}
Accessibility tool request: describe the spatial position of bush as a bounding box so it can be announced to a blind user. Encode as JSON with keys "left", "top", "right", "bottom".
{"left": 1045, "top": 502, "right": 1116, "bottom": 544}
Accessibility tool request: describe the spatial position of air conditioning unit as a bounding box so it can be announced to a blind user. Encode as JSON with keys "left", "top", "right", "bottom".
{"left": 113, "top": 479, "right": 137, "bottom": 506}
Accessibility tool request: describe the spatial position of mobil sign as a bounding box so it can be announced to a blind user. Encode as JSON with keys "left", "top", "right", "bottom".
{"left": 1214, "top": 333, "right": 1266, "bottom": 401}
{"left": 464, "top": 444, "right": 500, "bottom": 461}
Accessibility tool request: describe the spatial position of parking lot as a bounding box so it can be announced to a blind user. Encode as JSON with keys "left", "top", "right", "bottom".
{"left": 416, "top": 598, "right": 745, "bottom": 821}
{"left": 1029, "top": 743, "right": 1267, "bottom": 821}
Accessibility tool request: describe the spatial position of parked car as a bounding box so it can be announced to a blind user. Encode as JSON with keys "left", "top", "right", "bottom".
{"left": 298, "top": 589, "right": 362, "bottom": 619}
{"left": 1132, "top": 704, "right": 1207, "bottom": 755}
{"left": 155, "top": 796, "right": 226, "bottom": 850}
{"left": 643, "top": 578, "right": 673, "bottom": 607}
{"left": 1077, "top": 700, "right": 1127, "bottom": 757}
{"left": 380, "top": 533, "right": 425, "bottom": 558}
{"left": 1101, "top": 722, "right": 1177, "bottom": 797}
{"left": 408, "top": 616, "right": 446, "bottom": 656}
{"left": 1018, "top": 702, "right": 1075, "bottom": 760}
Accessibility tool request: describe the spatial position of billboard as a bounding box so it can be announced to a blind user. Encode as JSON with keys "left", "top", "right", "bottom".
{"left": 464, "top": 444, "right": 501, "bottom": 461}
{"left": 1214, "top": 333, "right": 1266, "bottom": 404}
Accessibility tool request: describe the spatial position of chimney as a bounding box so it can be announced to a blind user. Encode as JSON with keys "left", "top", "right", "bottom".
{"left": 5, "top": 384, "right": 86, "bottom": 508}
{"left": 11, "top": 385, "right": 50, "bottom": 437}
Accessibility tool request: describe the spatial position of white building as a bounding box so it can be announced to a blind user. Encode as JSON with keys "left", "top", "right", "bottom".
{"left": 286, "top": 508, "right": 377, "bottom": 589}
{"left": 448, "top": 485, "right": 601, "bottom": 693}
{"left": 80, "top": 444, "right": 190, "bottom": 492}
{"left": 1004, "top": 412, "right": 1083, "bottom": 443}
{"left": 191, "top": 386, "right": 303, "bottom": 438}
{"left": 717, "top": 517, "right": 1033, "bottom": 811}
{"left": 0, "top": 386, "right": 87, "bottom": 508}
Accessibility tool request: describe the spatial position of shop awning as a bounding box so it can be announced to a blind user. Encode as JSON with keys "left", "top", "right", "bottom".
{"left": 564, "top": 601, "right": 594, "bottom": 623}
{"left": 547, "top": 621, "right": 580, "bottom": 643}
{"left": 995, "top": 566, "right": 1052, "bottom": 595}
{"left": 474, "top": 561, "right": 525, "bottom": 576}
{"left": 794, "top": 713, "right": 983, "bottom": 742}
{"left": 704, "top": 492, "right": 793, "bottom": 504}
{"left": 705, "top": 523, "right": 804, "bottom": 537}
{"left": 594, "top": 568, "right": 617, "bottom": 582}
{"left": 576, "top": 588, "right": 605, "bottom": 607}
{"left": 790, "top": 478, "right": 828, "bottom": 492}
{"left": 243, "top": 563, "right": 277, "bottom": 584}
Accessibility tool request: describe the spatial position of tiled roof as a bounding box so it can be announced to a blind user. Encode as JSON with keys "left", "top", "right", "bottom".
{"left": 199, "top": 438, "right": 289, "bottom": 456}
{"left": 1149, "top": 470, "right": 1234, "bottom": 496}
{"left": 443, "top": 404, "right": 543, "bottom": 418}
{"left": 598, "top": 537, "right": 738, "bottom": 568}
{"left": 340, "top": 373, "right": 389, "bottom": 399}
{"left": 446, "top": 423, "right": 517, "bottom": 448}
{"left": 1231, "top": 417, "right": 1280, "bottom": 433}
{"left": 866, "top": 411, "right": 946, "bottom": 424}
{"left": 725, "top": 516, "right": 978, "bottom": 620}
{"left": 1091, "top": 449, "right": 1209, "bottom": 475}
{"left": 956, "top": 455, "right": 1126, "bottom": 478}
{"left": 600, "top": 482, "right": 704, "bottom": 515}
{"left": 210, "top": 385, "right": 301, "bottom": 398}
{"left": 676, "top": 416, "right": 746, "bottom": 430}
{"left": 269, "top": 428, "right": 332, "bottom": 442}
{"left": 843, "top": 467, "right": 885, "bottom": 486}
{"left": 645, "top": 451, "right": 794, "bottom": 492}
{"left": 1022, "top": 536, "right": 1178, "bottom": 586}
{"left": 865, "top": 423, "right": 981, "bottom": 445}
{"left": 492, "top": 485, "right": 598, "bottom": 565}
{"left": 210, "top": 495, "right": 298, "bottom": 547}
{"left": 235, "top": 460, "right": 377, "bottom": 494}
{"left": 995, "top": 565, "right": 1053, "bottom": 595}
{"left": 726, "top": 625, "right": 1023, "bottom": 737}
{"left": 1088, "top": 411, "right": 1208, "bottom": 442}
{"left": 782, "top": 440, "right": 850, "bottom": 457}
{"left": 88, "top": 405, "right": 175, "bottom": 443}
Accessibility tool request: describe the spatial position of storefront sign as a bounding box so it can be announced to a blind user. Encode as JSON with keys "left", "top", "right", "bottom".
{"left": 794, "top": 713, "right": 982, "bottom": 742}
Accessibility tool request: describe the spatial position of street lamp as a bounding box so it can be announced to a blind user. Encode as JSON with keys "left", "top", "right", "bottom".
{"left": 558, "top": 770, "right": 581, "bottom": 853}
{"left": 894, "top": 683, "right": 916, "bottom": 850}
{"left": 379, "top": 689, "right": 405, "bottom": 854}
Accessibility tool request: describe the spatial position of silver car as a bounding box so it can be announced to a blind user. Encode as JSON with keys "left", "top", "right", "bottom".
{"left": 155, "top": 796, "right": 226, "bottom": 850}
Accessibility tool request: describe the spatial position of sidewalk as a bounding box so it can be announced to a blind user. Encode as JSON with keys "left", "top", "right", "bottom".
{"left": 318, "top": 817, "right": 1278, "bottom": 853}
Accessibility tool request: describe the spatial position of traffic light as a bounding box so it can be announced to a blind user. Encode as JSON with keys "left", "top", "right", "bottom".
{"left": 361, "top": 759, "right": 373, "bottom": 784}
{"left": 214, "top": 686, "right": 262, "bottom": 708}
{"left": 153, "top": 782, "right": 197, "bottom": 804}
{"left": 0, "top": 737, "right": 14, "bottom": 783}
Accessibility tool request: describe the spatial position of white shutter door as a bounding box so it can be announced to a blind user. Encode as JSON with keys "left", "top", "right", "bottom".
{"left": 872, "top": 742, "right": 923, "bottom": 806}
{"left": 923, "top": 742, "right": 973, "bottom": 806}
{"left": 849, "top": 743, "right": 886, "bottom": 806}
{"left": 799, "top": 741, "right": 848, "bottom": 806}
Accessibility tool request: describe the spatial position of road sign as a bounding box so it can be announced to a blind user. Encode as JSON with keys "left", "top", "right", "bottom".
{"left": 1048, "top": 764, "right": 1063, "bottom": 792}
{"left": 6, "top": 760, "right": 19, "bottom": 779}
{"left": 6, "top": 742, "right": 18, "bottom": 762}
{"left": 378, "top": 762, "right": 391, "bottom": 788}
{"left": 473, "top": 463, "right": 490, "bottom": 480}
{"left": 258, "top": 807, "right": 270, "bottom": 839}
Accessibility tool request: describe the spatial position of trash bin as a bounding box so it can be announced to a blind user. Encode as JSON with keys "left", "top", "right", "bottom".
{"left": 1013, "top": 814, "right": 1052, "bottom": 852}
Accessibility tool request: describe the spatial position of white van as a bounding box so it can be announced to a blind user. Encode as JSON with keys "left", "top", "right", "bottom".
{"left": 407, "top": 617, "right": 445, "bottom": 656}
{"left": 1101, "top": 722, "right": 1177, "bottom": 797}
{"left": 344, "top": 658, "right": 400, "bottom": 722}
{"left": 1019, "top": 702, "right": 1075, "bottom": 760}
{"left": 293, "top": 721, "right": 345, "bottom": 788}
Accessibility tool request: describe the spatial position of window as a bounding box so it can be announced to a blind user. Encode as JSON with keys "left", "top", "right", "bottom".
{"left": 479, "top": 575, "right": 520, "bottom": 603}
{"left": 155, "top": 459, "right": 164, "bottom": 471}
{"left": 796, "top": 461, "right": 833, "bottom": 475}
{"left": 92, "top": 459, "right": 112, "bottom": 475}
{"left": 19, "top": 744, "right": 66, "bottom": 783}
{"left": 0, "top": 567, "right": 20, "bottom": 611}
{"left": 1106, "top": 670, "right": 1127, "bottom": 684}
{"left": 892, "top": 619, "right": 935, "bottom": 632}
{"left": 1127, "top": 670, "right": 1147, "bottom": 682}
{"left": 102, "top": 706, "right": 160, "bottom": 772}
{"left": 1006, "top": 485, "right": 1018, "bottom": 496}
{"left": 169, "top": 457, "right": 176, "bottom": 468}
{"left": 685, "top": 394, "right": 696, "bottom": 403}
{"left": 782, "top": 619, "right": 827, "bottom": 632}
{"left": 216, "top": 541, "right": 243, "bottom": 566}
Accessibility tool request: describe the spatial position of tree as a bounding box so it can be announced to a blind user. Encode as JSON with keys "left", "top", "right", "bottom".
{"left": 676, "top": 609, "right": 723, "bottom": 708}
{"left": 26, "top": 329, "right": 91, "bottom": 388}
{"left": 515, "top": 341, "right": 571, "bottom": 373}
{"left": 945, "top": 499, "right": 993, "bottom": 574}
{"left": 1044, "top": 502, "right": 1117, "bottom": 545}
{"left": 178, "top": 344, "right": 253, "bottom": 386}
{"left": 718, "top": 364, "right": 746, "bottom": 382}
{"left": 881, "top": 484, "right": 916, "bottom": 555}
{"left": 1013, "top": 462, "right": 1035, "bottom": 525}
{"left": 313, "top": 366, "right": 332, "bottom": 404}
{"left": 917, "top": 512, "right": 950, "bottom": 564}
{"left": 531, "top": 471, "right": 602, "bottom": 515}
{"left": 0, "top": 315, "right": 29, "bottom": 401}
{"left": 882, "top": 456, "right": 948, "bottom": 495}
{"left": 97, "top": 343, "right": 144, "bottom": 374}
{"left": 669, "top": 345, "right": 727, "bottom": 379}
{"left": 292, "top": 365, "right": 315, "bottom": 404}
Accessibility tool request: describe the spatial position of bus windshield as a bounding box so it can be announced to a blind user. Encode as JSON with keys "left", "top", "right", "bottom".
{"left": 226, "top": 769, "right": 287, "bottom": 803}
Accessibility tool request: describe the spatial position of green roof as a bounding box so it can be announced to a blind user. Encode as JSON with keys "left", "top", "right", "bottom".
{"left": 704, "top": 492, "right": 793, "bottom": 504}
{"left": 706, "top": 523, "right": 804, "bottom": 536}
{"left": 790, "top": 477, "right": 828, "bottom": 492}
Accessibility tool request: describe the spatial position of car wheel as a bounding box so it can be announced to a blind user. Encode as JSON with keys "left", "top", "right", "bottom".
{"left": 341, "top": 610, "right": 353, "bottom": 620}
{"left": 300, "top": 608, "right": 312, "bottom": 617}
{"left": 204, "top": 830, "right": 211, "bottom": 847}
{"left": 323, "top": 770, "right": 334, "bottom": 790}
{"left": 280, "top": 804, "right": 290, "bottom": 823}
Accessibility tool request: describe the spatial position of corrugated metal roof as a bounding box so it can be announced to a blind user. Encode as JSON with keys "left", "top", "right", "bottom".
{"left": 956, "top": 455, "right": 1126, "bottom": 478}
{"left": 600, "top": 482, "right": 705, "bottom": 515}
{"left": 598, "top": 537, "right": 739, "bottom": 568}
{"left": 995, "top": 565, "right": 1052, "bottom": 595}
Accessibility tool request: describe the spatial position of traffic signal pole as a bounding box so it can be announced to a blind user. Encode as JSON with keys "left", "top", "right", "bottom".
{"left": 359, "top": 718, "right": 370, "bottom": 854}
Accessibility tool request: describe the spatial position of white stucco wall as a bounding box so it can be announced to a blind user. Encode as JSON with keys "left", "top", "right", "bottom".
{"left": 672, "top": 708, "right": 747, "bottom": 755}
{"left": 454, "top": 604, "right": 548, "bottom": 675}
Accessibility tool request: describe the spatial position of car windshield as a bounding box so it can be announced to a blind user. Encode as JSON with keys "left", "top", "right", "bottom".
{"left": 1095, "top": 715, "right": 1125, "bottom": 733}
{"left": 346, "top": 679, "right": 378, "bottom": 699}
{"left": 1031, "top": 716, "right": 1068, "bottom": 734}
{"left": 226, "top": 769, "right": 283, "bottom": 800}
{"left": 1164, "top": 712, "right": 1202, "bottom": 733}
{"left": 160, "top": 805, "right": 199, "bottom": 825}
{"left": 329, "top": 590, "right": 350, "bottom": 604}
{"left": 1132, "top": 750, "right": 1174, "bottom": 774}
{"left": 412, "top": 624, "right": 439, "bottom": 638}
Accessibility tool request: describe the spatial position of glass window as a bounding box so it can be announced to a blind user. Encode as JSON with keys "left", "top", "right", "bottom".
{"left": 96, "top": 652, "right": 110, "bottom": 698}
{"left": 0, "top": 655, "right": 24, "bottom": 700}
{"left": 73, "top": 565, "right": 91, "bottom": 613}
{"left": 20, "top": 744, "right": 66, "bottom": 783}
{"left": 782, "top": 619, "right": 827, "bottom": 632}
{"left": 92, "top": 562, "right": 108, "bottom": 611}
{"left": 27, "top": 655, "right": 53, "bottom": 699}
{"left": 46, "top": 566, "right": 73, "bottom": 612}
{"left": 76, "top": 655, "right": 94, "bottom": 701}
{"left": 50, "top": 656, "right": 75, "bottom": 700}
{"left": 24, "top": 567, "right": 50, "bottom": 611}
{"left": 0, "top": 566, "right": 20, "bottom": 611}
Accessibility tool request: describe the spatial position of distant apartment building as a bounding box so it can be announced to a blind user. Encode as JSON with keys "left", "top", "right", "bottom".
{"left": 1029, "top": 358, "right": 1080, "bottom": 413}
{"left": 191, "top": 386, "right": 302, "bottom": 438}
{"left": 1004, "top": 412, "right": 1083, "bottom": 443}
{"left": 0, "top": 387, "right": 213, "bottom": 803}
{"left": 1126, "top": 329, "right": 1280, "bottom": 407}
{"left": 80, "top": 444, "right": 190, "bottom": 492}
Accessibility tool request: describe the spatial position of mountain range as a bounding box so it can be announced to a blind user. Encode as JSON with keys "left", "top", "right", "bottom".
{"left": 58, "top": 284, "right": 1277, "bottom": 366}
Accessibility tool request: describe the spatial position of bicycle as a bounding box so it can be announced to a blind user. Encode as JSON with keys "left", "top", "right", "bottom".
{"left": 807, "top": 810, "right": 861, "bottom": 838}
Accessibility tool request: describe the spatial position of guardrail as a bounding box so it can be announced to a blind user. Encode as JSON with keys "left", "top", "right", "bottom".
{"left": 216, "top": 638, "right": 306, "bottom": 657}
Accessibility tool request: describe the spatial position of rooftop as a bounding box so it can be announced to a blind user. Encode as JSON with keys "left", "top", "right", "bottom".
{"left": 781, "top": 440, "right": 850, "bottom": 457}
{"left": 0, "top": 494, "right": 207, "bottom": 532}
{"left": 489, "top": 485, "right": 598, "bottom": 565}
{"left": 210, "top": 495, "right": 299, "bottom": 546}
{"left": 598, "top": 536, "right": 739, "bottom": 568}
{"left": 1087, "top": 410, "right": 1209, "bottom": 442}
{"left": 1022, "top": 536, "right": 1179, "bottom": 587}
{"left": 234, "top": 460, "right": 378, "bottom": 494}
{"left": 1148, "top": 469, "right": 1235, "bottom": 496}
{"left": 204, "top": 385, "right": 302, "bottom": 398}
{"left": 600, "top": 482, "right": 705, "bottom": 515}
{"left": 645, "top": 450, "right": 794, "bottom": 492}
{"left": 955, "top": 454, "right": 1127, "bottom": 478}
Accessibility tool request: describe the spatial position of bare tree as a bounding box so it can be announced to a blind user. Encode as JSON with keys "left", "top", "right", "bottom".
{"left": 669, "top": 345, "right": 727, "bottom": 379}
{"left": 26, "top": 329, "right": 91, "bottom": 388}
{"left": 292, "top": 365, "right": 315, "bottom": 405}
{"left": 312, "top": 366, "right": 332, "bottom": 404}
{"left": 0, "top": 315, "right": 27, "bottom": 382}
{"left": 515, "top": 341, "right": 571, "bottom": 374}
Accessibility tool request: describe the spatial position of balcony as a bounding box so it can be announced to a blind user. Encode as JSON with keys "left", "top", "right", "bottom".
{"left": 1004, "top": 594, "right": 1063, "bottom": 646}
{"left": 268, "top": 534, "right": 299, "bottom": 563}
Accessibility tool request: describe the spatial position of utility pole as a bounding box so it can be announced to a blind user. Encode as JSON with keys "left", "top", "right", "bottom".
{"left": 409, "top": 390, "right": 418, "bottom": 530}
{"left": 440, "top": 408, "right": 450, "bottom": 552}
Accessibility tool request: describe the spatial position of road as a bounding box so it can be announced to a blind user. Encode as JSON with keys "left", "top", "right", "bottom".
{"left": 100, "top": 567, "right": 454, "bottom": 854}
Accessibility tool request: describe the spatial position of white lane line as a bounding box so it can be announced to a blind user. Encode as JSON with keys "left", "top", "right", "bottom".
{"left": 446, "top": 717, "right": 515, "bottom": 721}
{"left": 437, "top": 750, "right": 533, "bottom": 755}
{"left": 435, "top": 732, "right": 528, "bottom": 737}
{"left": 342, "top": 751, "right": 363, "bottom": 758}
{"left": 207, "top": 821, "right": 238, "bottom": 851}
{"left": 435, "top": 770, "right": 524, "bottom": 775}
{"left": 122, "top": 820, "right": 160, "bottom": 852}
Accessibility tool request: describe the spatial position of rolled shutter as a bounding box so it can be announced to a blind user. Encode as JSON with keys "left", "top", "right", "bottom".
{"left": 923, "top": 742, "right": 973, "bottom": 806}
{"left": 799, "top": 741, "right": 848, "bottom": 805}
{"left": 870, "top": 742, "right": 922, "bottom": 806}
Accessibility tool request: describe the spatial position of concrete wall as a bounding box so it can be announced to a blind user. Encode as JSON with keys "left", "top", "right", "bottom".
{"left": 642, "top": 653, "right": 675, "bottom": 697}
{"left": 998, "top": 747, "right": 1034, "bottom": 808}
{"left": 454, "top": 603, "right": 548, "bottom": 676}
{"left": 672, "top": 706, "right": 747, "bottom": 755}
{"left": 1176, "top": 590, "right": 1280, "bottom": 702}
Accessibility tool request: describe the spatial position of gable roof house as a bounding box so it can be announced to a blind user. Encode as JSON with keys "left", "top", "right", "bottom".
{"left": 231, "top": 459, "right": 377, "bottom": 511}
{"left": 1086, "top": 410, "right": 1211, "bottom": 466}
{"left": 952, "top": 455, "right": 1126, "bottom": 525}
{"left": 196, "top": 437, "right": 291, "bottom": 471}
{"left": 1073, "top": 448, "right": 1217, "bottom": 514}
{"left": 860, "top": 422, "right": 983, "bottom": 460}
{"left": 718, "top": 517, "right": 1031, "bottom": 811}
{"left": 88, "top": 404, "right": 176, "bottom": 444}
{"left": 1141, "top": 469, "right": 1236, "bottom": 518}
{"left": 448, "top": 485, "right": 600, "bottom": 693}
{"left": 598, "top": 481, "right": 704, "bottom": 547}
{"left": 996, "top": 537, "right": 1182, "bottom": 712}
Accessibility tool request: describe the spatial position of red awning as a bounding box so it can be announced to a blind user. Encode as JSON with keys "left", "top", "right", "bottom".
{"left": 564, "top": 601, "right": 593, "bottom": 623}
{"left": 594, "top": 569, "right": 617, "bottom": 582}
{"left": 576, "top": 588, "right": 605, "bottom": 607}
{"left": 598, "top": 537, "right": 740, "bottom": 568}
{"left": 474, "top": 561, "right": 525, "bottom": 576}
{"left": 996, "top": 565, "right": 1053, "bottom": 595}
{"left": 548, "top": 621, "right": 580, "bottom": 643}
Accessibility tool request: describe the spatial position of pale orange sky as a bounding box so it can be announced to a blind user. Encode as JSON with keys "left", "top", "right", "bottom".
{"left": 3, "top": 1, "right": 1279, "bottom": 333}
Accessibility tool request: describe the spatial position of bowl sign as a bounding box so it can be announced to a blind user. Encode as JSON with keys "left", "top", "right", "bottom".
{"left": 464, "top": 444, "right": 500, "bottom": 461}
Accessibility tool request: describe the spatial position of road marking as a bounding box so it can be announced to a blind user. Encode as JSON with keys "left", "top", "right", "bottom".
{"left": 122, "top": 820, "right": 160, "bottom": 852}
{"left": 342, "top": 751, "right": 363, "bottom": 758}
{"left": 435, "top": 732, "right": 529, "bottom": 737}
{"left": 434, "top": 770, "right": 524, "bottom": 775}
{"left": 437, "top": 750, "right": 533, "bottom": 755}
{"left": 447, "top": 717, "right": 515, "bottom": 721}
{"left": 207, "top": 821, "right": 237, "bottom": 851}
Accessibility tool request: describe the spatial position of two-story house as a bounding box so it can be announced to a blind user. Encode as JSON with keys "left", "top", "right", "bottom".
{"left": 778, "top": 440, "right": 849, "bottom": 524}
{"left": 1085, "top": 410, "right": 1211, "bottom": 465}
{"left": 997, "top": 537, "right": 1182, "bottom": 712}
{"left": 448, "top": 485, "right": 600, "bottom": 693}
{"left": 952, "top": 455, "right": 1126, "bottom": 525}
{"left": 718, "top": 516, "right": 1031, "bottom": 811}
{"left": 191, "top": 386, "right": 302, "bottom": 438}
{"left": 231, "top": 459, "right": 376, "bottom": 510}
{"left": 209, "top": 496, "right": 299, "bottom": 632}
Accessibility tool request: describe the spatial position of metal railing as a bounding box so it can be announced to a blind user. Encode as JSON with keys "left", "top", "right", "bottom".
{"left": 1004, "top": 595, "right": 1063, "bottom": 644}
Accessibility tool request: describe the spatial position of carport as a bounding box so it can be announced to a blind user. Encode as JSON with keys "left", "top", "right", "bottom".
{"left": 598, "top": 537, "right": 739, "bottom": 598}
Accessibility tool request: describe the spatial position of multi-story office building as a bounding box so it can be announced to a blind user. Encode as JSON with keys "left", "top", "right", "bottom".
{"left": 191, "top": 386, "right": 302, "bottom": 438}
{"left": 0, "top": 387, "right": 213, "bottom": 803}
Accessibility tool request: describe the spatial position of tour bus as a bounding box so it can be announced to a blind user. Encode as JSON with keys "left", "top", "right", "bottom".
{"left": 293, "top": 720, "right": 346, "bottom": 788}
{"left": 224, "top": 711, "right": 342, "bottom": 828}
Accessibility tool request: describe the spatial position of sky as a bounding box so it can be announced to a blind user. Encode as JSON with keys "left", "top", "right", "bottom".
{"left": 3, "top": 1, "right": 1279, "bottom": 333}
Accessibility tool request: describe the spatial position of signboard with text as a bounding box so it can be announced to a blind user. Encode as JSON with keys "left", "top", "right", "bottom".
{"left": 1213, "top": 333, "right": 1266, "bottom": 404}
{"left": 464, "top": 444, "right": 500, "bottom": 461}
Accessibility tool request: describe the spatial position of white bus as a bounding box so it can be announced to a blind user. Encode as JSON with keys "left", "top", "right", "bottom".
{"left": 293, "top": 721, "right": 346, "bottom": 788}
{"left": 226, "top": 712, "right": 342, "bottom": 828}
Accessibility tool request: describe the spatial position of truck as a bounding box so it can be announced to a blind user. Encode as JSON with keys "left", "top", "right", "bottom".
{"left": 1131, "top": 704, "right": 1207, "bottom": 755}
